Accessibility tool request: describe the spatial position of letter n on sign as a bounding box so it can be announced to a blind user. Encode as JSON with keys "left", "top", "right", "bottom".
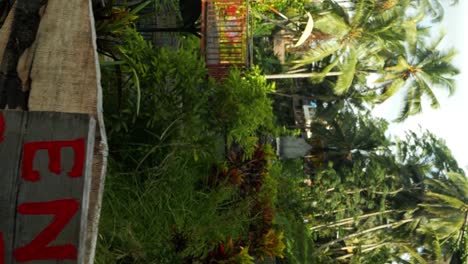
{"left": 0, "top": 111, "right": 95, "bottom": 264}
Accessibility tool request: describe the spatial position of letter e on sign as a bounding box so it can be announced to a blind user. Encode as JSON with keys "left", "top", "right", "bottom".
{"left": 22, "top": 138, "right": 86, "bottom": 182}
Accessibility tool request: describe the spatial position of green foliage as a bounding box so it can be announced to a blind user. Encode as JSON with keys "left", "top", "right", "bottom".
{"left": 352, "top": 0, "right": 375, "bottom": 28}
{"left": 270, "top": 160, "right": 322, "bottom": 263}
{"left": 97, "top": 153, "right": 253, "bottom": 263}
{"left": 395, "top": 129, "right": 465, "bottom": 179}
{"left": 273, "top": 106, "right": 465, "bottom": 262}
{"left": 228, "top": 247, "right": 256, "bottom": 264}
{"left": 97, "top": 22, "right": 281, "bottom": 263}
{"left": 258, "top": 0, "right": 460, "bottom": 120}
{"left": 211, "top": 67, "right": 276, "bottom": 155}
{"left": 418, "top": 172, "right": 468, "bottom": 263}
{"left": 375, "top": 39, "right": 460, "bottom": 121}
{"left": 93, "top": 1, "right": 465, "bottom": 263}
{"left": 334, "top": 47, "right": 358, "bottom": 95}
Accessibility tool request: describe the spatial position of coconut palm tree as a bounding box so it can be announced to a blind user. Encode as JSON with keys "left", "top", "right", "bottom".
{"left": 418, "top": 172, "right": 468, "bottom": 263}
{"left": 375, "top": 35, "right": 459, "bottom": 121}
{"left": 308, "top": 109, "right": 390, "bottom": 166}
{"left": 286, "top": 0, "right": 410, "bottom": 94}
{"left": 304, "top": 127, "right": 466, "bottom": 263}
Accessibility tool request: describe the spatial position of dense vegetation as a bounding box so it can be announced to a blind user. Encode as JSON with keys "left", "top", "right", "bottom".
{"left": 87, "top": 0, "right": 467, "bottom": 263}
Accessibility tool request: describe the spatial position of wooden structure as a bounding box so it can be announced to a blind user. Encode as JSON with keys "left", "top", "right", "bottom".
{"left": 201, "top": 0, "right": 253, "bottom": 80}
{"left": 0, "top": 111, "right": 95, "bottom": 263}
{"left": 0, "top": 0, "right": 108, "bottom": 263}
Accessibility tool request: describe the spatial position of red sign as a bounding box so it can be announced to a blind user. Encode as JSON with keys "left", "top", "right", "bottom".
{"left": 14, "top": 199, "right": 80, "bottom": 261}
{"left": 22, "top": 139, "right": 85, "bottom": 182}
{"left": 0, "top": 111, "right": 94, "bottom": 264}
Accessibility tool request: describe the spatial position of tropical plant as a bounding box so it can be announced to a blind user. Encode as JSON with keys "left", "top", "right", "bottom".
{"left": 287, "top": 0, "right": 411, "bottom": 94}
{"left": 418, "top": 172, "right": 468, "bottom": 263}
{"left": 286, "top": 121, "right": 465, "bottom": 262}
{"left": 374, "top": 35, "right": 460, "bottom": 121}
{"left": 308, "top": 108, "right": 390, "bottom": 167}
{"left": 395, "top": 129, "right": 465, "bottom": 180}
{"left": 210, "top": 67, "right": 277, "bottom": 155}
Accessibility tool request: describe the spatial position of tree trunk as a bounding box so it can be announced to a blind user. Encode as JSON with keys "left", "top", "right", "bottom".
{"left": 318, "top": 218, "right": 415, "bottom": 250}
{"left": 265, "top": 72, "right": 342, "bottom": 79}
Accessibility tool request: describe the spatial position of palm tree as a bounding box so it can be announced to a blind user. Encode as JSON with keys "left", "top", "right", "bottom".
{"left": 375, "top": 36, "right": 459, "bottom": 121}
{"left": 418, "top": 172, "right": 468, "bottom": 263}
{"left": 304, "top": 127, "right": 466, "bottom": 263}
{"left": 308, "top": 109, "right": 390, "bottom": 166}
{"left": 284, "top": 0, "right": 410, "bottom": 94}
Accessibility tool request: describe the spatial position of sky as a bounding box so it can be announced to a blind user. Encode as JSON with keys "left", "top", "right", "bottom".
{"left": 373, "top": 1, "right": 468, "bottom": 172}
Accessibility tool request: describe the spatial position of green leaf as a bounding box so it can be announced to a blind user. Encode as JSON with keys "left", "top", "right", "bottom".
{"left": 402, "top": 20, "right": 418, "bottom": 52}
{"left": 377, "top": 78, "right": 405, "bottom": 103}
{"left": 309, "top": 55, "right": 341, "bottom": 83}
{"left": 400, "top": 245, "right": 428, "bottom": 264}
{"left": 446, "top": 172, "right": 468, "bottom": 200}
{"left": 130, "top": 67, "right": 141, "bottom": 116}
{"left": 374, "top": 73, "right": 400, "bottom": 84}
{"left": 293, "top": 41, "right": 343, "bottom": 66}
{"left": 314, "top": 13, "right": 350, "bottom": 39}
{"left": 129, "top": 0, "right": 151, "bottom": 15}
{"left": 386, "top": 57, "right": 411, "bottom": 72}
{"left": 352, "top": 0, "right": 375, "bottom": 28}
{"left": 334, "top": 47, "right": 358, "bottom": 95}
{"left": 424, "top": 192, "right": 466, "bottom": 210}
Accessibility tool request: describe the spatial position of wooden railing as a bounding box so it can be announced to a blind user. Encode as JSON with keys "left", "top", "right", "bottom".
{"left": 201, "top": 0, "right": 251, "bottom": 80}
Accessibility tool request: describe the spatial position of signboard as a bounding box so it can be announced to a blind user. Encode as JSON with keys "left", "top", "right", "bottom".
{"left": 0, "top": 111, "right": 95, "bottom": 263}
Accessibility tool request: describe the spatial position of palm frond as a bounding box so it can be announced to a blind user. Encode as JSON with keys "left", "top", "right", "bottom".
{"left": 314, "top": 13, "right": 350, "bottom": 38}
{"left": 424, "top": 192, "right": 466, "bottom": 212}
{"left": 427, "top": 32, "right": 446, "bottom": 51}
{"left": 400, "top": 245, "right": 429, "bottom": 264}
{"left": 423, "top": 218, "right": 464, "bottom": 240}
{"left": 445, "top": 173, "right": 468, "bottom": 202}
{"left": 415, "top": 75, "right": 440, "bottom": 109}
{"left": 377, "top": 78, "right": 405, "bottom": 103}
{"left": 420, "top": 71, "right": 457, "bottom": 96}
{"left": 293, "top": 41, "right": 343, "bottom": 66}
{"left": 401, "top": 20, "right": 419, "bottom": 52}
{"left": 334, "top": 47, "right": 358, "bottom": 95}
{"left": 352, "top": 0, "right": 375, "bottom": 28}
{"left": 310, "top": 55, "right": 341, "bottom": 83}
{"left": 386, "top": 56, "right": 411, "bottom": 72}
{"left": 395, "top": 80, "right": 417, "bottom": 122}
{"left": 419, "top": 203, "right": 462, "bottom": 217}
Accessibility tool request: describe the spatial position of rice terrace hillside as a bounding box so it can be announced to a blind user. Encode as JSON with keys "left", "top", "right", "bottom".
{"left": 0, "top": 0, "right": 467, "bottom": 263}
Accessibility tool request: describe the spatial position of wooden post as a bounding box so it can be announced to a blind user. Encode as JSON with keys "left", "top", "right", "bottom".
{"left": 0, "top": 0, "right": 108, "bottom": 263}
{"left": 0, "top": 111, "right": 95, "bottom": 263}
